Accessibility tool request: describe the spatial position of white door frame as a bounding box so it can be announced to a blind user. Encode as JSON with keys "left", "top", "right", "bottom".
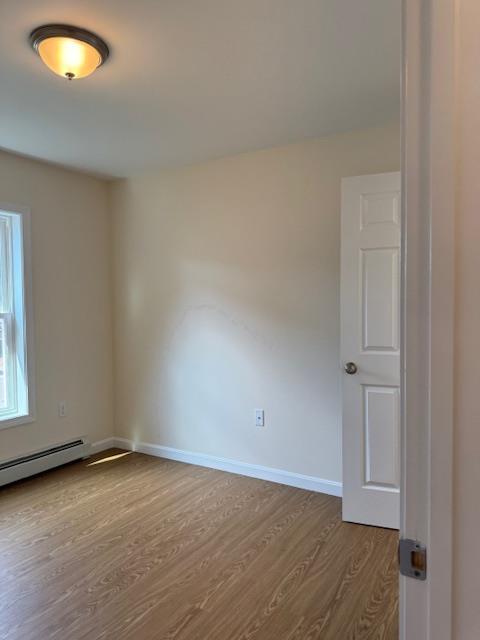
{"left": 401, "top": 0, "right": 455, "bottom": 638}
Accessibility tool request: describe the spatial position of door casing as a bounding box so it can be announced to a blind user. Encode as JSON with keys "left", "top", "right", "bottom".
{"left": 401, "top": 0, "right": 455, "bottom": 638}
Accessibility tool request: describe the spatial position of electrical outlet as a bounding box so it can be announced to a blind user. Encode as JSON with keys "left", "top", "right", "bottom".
{"left": 58, "top": 401, "right": 67, "bottom": 418}
{"left": 255, "top": 409, "right": 265, "bottom": 427}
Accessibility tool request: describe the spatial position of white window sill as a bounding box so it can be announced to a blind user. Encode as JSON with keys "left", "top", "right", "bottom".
{"left": 0, "top": 413, "right": 35, "bottom": 430}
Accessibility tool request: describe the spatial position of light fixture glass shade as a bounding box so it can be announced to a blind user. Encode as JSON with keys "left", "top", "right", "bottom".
{"left": 30, "top": 25, "right": 109, "bottom": 80}
{"left": 37, "top": 36, "right": 102, "bottom": 79}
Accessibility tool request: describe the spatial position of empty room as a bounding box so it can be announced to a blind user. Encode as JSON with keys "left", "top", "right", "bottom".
{"left": 0, "top": 1, "right": 477, "bottom": 639}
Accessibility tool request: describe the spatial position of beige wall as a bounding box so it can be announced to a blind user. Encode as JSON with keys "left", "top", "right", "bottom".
{"left": 0, "top": 151, "right": 113, "bottom": 460}
{"left": 111, "top": 122, "right": 400, "bottom": 482}
{"left": 453, "top": 1, "right": 480, "bottom": 638}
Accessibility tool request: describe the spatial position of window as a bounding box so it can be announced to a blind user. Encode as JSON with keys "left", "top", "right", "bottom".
{"left": 0, "top": 207, "right": 34, "bottom": 427}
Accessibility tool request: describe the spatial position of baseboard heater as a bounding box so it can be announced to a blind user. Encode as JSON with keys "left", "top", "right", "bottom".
{"left": 0, "top": 438, "right": 91, "bottom": 488}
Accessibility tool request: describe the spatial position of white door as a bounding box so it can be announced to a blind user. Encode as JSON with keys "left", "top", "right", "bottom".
{"left": 341, "top": 172, "right": 401, "bottom": 529}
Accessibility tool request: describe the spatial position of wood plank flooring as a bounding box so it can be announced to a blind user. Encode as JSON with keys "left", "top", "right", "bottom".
{"left": 0, "top": 450, "right": 398, "bottom": 640}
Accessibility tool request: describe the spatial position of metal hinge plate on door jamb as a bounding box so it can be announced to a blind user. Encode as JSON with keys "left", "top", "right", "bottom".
{"left": 399, "top": 538, "right": 427, "bottom": 580}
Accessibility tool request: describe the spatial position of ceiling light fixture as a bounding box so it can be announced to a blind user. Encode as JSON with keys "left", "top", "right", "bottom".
{"left": 29, "top": 24, "right": 109, "bottom": 80}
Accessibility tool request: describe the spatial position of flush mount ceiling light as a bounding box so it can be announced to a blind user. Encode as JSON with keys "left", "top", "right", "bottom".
{"left": 29, "top": 24, "right": 109, "bottom": 80}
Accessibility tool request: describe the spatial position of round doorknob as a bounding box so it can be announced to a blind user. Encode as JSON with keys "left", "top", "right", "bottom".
{"left": 344, "top": 362, "right": 358, "bottom": 375}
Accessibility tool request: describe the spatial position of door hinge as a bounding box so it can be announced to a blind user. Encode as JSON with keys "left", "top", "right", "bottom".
{"left": 399, "top": 538, "right": 427, "bottom": 580}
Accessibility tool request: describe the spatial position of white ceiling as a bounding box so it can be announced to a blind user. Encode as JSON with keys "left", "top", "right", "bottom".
{"left": 0, "top": 0, "right": 401, "bottom": 178}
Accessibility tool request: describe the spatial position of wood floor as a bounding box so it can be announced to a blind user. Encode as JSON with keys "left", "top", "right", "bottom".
{"left": 0, "top": 450, "right": 398, "bottom": 640}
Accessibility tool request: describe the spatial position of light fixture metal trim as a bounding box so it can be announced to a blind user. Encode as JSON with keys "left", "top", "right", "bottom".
{"left": 29, "top": 23, "right": 110, "bottom": 70}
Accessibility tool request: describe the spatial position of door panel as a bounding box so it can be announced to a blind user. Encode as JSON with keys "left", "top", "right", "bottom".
{"left": 362, "top": 248, "right": 400, "bottom": 352}
{"left": 361, "top": 191, "right": 400, "bottom": 228}
{"left": 341, "top": 172, "right": 401, "bottom": 529}
{"left": 364, "top": 385, "right": 400, "bottom": 488}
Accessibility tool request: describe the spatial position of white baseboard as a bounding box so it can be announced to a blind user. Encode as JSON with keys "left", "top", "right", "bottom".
{"left": 112, "top": 437, "right": 342, "bottom": 498}
{"left": 90, "top": 437, "right": 116, "bottom": 454}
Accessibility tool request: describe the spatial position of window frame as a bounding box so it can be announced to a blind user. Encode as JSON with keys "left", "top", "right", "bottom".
{"left": 0, "top": 203, "right": 35, "bottom": 430}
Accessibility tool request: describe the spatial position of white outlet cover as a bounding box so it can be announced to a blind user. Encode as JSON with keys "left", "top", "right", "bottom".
{"left": 255, "top": 409, "right": 265, "bottom": 427}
